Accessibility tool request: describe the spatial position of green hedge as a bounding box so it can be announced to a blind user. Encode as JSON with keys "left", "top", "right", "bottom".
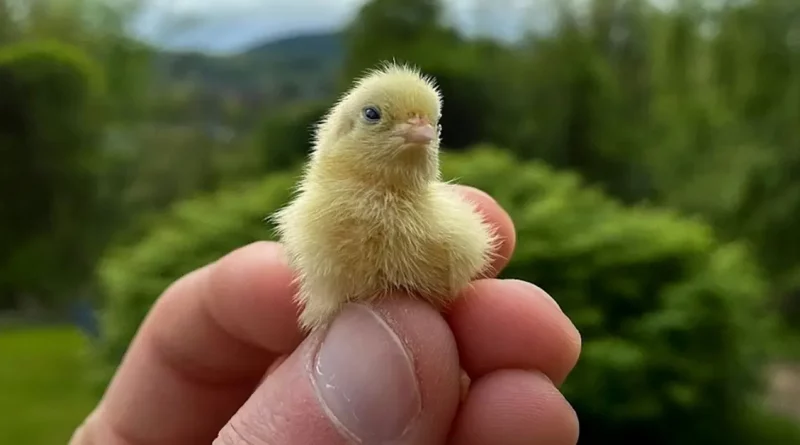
{"left": 442, "top": 148, "right": 776, "bottom": 444}
{"left": 97, "top": 147, "right": 781, "bottom": 444}
{"left": 0, "top": 40, "right": 105, "bottom": 306}
{"left": 96, "top": 174, "right": 296, "bottom": 379}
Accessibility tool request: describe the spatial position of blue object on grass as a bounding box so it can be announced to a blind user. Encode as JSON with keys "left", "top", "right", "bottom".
{"left": 70, "top": 300, "right": 99, "bottom": 339}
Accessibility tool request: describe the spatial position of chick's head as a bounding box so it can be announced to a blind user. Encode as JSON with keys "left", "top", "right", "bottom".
{"left": 312, "top": 62, "right": 443, "bottom": 188}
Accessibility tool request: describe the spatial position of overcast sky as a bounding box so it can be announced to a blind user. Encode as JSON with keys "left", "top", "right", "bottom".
{"left": 132, "top": 0, "right": 552, "bottom": 52}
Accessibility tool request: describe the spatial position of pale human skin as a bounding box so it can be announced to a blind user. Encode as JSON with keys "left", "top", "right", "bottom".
{"left": 70, "top": 186, "right": 582, "bottom": 445}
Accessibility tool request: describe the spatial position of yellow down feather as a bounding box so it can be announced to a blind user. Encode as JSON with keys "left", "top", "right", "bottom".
{"left": 272, "top": 62, "right": 498, "bottom": 331}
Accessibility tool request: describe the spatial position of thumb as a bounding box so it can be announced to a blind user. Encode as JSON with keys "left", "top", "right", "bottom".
{"left": 214, "top": 296, "right": 462, "bottom": 445}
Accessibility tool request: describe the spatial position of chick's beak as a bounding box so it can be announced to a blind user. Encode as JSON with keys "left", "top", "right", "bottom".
{"left": 403, "top": 116, "right": 436, "bottom": 145}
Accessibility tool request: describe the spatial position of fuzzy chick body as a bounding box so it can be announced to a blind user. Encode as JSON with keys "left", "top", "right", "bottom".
{"left": 273, "top": 62, "right": 496, "bottom": 331}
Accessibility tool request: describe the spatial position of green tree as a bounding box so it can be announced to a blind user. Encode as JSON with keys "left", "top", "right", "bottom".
{"left": 0, "top": 41, "right": 104, "bottom": 308}
{"left": 0, "top": 0, "right": 156, "bottom": 294}
{"left": 252, "top": 100, "right": 329, "bottom": 172}
{"left": 418, "top": 52, "right": 495, "bottom": 150}
{"left": 499, "top": 0, "right": 800, "bottom": 328}
{"left": 513, "top": 13, "right": 647, "bottom": 200}
{"left": 342, "top": 0, "right": 460, "bottom": 82}
{"left": 705, "top": 0, "right": 800, "bottom": 321}
{"left": 2, "top": 0, "right": 152, "bottom": 121}
{"left": 635, "top": 0, "right": 800, "bottom": 323}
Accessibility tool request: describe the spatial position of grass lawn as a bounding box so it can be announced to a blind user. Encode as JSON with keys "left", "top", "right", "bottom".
{"left": 0, "top": 325, "right": 797, "bottom": 444}
{"left": 0, "top": 326, "right": 99, "bottom": 445}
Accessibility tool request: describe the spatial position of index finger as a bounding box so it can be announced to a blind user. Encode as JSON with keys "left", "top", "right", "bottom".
{"left": 456, "top": 185, "right": 517, "bottom": 276}
{"left": 71, "top": 184, "right": 516, "bottom": 445}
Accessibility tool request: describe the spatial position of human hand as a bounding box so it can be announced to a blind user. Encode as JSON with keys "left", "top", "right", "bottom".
{"left": 70, "top": 186, "right": 581, "bottom": 445}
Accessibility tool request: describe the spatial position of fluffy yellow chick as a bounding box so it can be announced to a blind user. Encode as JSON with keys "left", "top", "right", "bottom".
{"left": 272, "top": 62, "right": 497, "bottom": 331}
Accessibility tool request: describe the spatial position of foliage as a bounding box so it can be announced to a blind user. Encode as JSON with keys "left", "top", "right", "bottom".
{"left": 1, "top": 0, "right": 152, "bottom": 120}
{"left": 442, "top": 147, "right": 776, "bottom": 444}
{"left": 0, "top": 41, "right": 104, "bottom": 308}
{"left": 342, "top": 0, "right": 459, "bottom": 83}
{"left": 737, "top": 406, "right": 800, "bottom": 445}
{"left": 253, "top": 100, "right": 329, "bottom": 172}
{"left": 515, "top": 1, "right": 800, "bottom": 324}
{"left": 95, "top": 173, "right": 297, "bottom": 380}
{"left": 0, "top": 0, "right": 154, "bottom": 312}
{"left": 97, "top": 147, "right": 776, "bottom": 444}
{"left": 335, "top": 0, "right": 800, "bottom": 326}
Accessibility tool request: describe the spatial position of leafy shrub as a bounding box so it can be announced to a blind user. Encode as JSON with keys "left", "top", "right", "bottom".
{"left": 0, "top": 40, "right": 105, "bottom": 306}
{"left": 95, "top": 174, "right": 296, "bottom": 384}
{"left": 98, "top": 147, "right": 778, "bottom": 444}
{"left": 253, "top": 100, "right": 329, "bottom": 172}
{"left": 442, "top": 147, "right": 776, "bottom": 444}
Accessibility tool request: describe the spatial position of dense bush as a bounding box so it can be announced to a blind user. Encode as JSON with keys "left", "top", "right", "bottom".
{"left": 95, "top": 173, "right": 296, "bottom": 381}
{"left": 0, "top": 40, "right": 104, "bottom": 308}
{"left": 442, "top": 147, "right": 776, "bottom": 444}
{"left": 253, "top": 100, "right": 329, "bottom": 172}
{"left": 98, "top": 147, "right": 777, "bottom": 444}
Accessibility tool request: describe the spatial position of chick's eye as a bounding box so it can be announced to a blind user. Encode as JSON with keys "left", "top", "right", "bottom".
{"left": 363, "top": 106, "right": 381, "bottom": 123}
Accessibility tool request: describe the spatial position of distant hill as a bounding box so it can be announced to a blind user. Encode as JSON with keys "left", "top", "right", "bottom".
{"left": 242, "top": 32, "right": 344, "bottom": 63}
{"left": 151, "top": 32, "right": 344, "bottom": 125}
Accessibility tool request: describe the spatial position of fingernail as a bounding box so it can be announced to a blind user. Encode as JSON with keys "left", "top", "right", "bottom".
{"left": 312, "top": 304, "right": 421, "bottom": 443}
{"left": 504, "top": 279, "right": 562, "bottom": 311}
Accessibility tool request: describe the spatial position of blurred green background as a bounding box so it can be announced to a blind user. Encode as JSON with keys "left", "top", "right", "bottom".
{"left": 2, "top": 0, "right": 800, "bottom": 443}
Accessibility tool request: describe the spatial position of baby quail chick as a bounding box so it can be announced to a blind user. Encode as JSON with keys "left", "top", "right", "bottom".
{"left": 273, "top": 62, "right": 497, "bottom": 331}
